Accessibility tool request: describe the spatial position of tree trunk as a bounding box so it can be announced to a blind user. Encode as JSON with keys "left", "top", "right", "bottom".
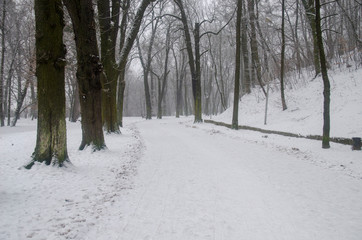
{"left": 97, "top": 0, "right": 120, "bottom": 133}
{"left": 280, "top": 0, "right": 287, "bottom": 111}
{"left": 64, "top": 0, "right": 105, "bottom": 151}
{"left": 27, "top": 0, "right": 69, "bottom": 169}
{"left": 248, "top": 0, "right": 266, "bottom": 96}
{"left": 172, "top": 47, "right": 182, "bottom": 118}
{"left": 232, "top": 0, "right": 242, "bottom": 130}
{"left": 241, "top": 0, "right": 251, "bottom": 94}
{"left": 294, "top": 0, "right": 302, "bottom": 74}
{"left": 12, "top": 77, "right": 30, "bottom": 127}
{"left": 30, "top": 78, "right": 37, "bottom": 119}
{"left": 193, "top": 22, "right": 203, "bottom": 122}
{"left": 117, "top": 0, "right": 130, "bottom": 128}
{"left": 117, "top": 0, "right": 155, "bottom": 124}
{"left": 315, "top": 0, "right": 331, "bottom": 149}
{"left": 184, "top": 75, "right": 189, "bottom": 116}
{"left": 157, "top": 25, "right": 171, "bottom": 119}
{"left": 117, "top": 67, "right": 126, "bottom": 127}
{"left": 69, "top": 79, "right": 80, "bottom": 122}
{"left": 0, "top": 0, "right": 6, "bottom": 126}
{"left": 302, "top": 0, "right": 321, "bottom": 76}
{"left": 6, "top": 65, "right": 11, "bottom": 126}
{"left": 174, "top": 0, "right": 202, "bottom": 123}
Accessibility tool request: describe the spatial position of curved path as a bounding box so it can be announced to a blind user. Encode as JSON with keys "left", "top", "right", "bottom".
{"left": 90, "top": 118, "right": 362, "bottom": 240}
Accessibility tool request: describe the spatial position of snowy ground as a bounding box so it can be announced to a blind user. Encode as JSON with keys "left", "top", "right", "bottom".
{"left": 214, "top": 67, "right": 362, "bottom": 138}
{"left": 0, "top": 118, "right": 144, "bottom": 239}
{"left": 1, "top": 116, "right": 362, "bottom": 240}
{"left": 1, "top": 67, "right": 362, "bottom": 240}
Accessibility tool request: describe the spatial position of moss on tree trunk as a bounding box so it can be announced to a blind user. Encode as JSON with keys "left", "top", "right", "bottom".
{"left": 28, "top": 0, "right": 69, "bottom": 169}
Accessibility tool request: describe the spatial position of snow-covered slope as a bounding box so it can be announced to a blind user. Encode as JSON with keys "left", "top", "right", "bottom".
{"left": 214, "top": 67, "right": 362, "bottom": 138}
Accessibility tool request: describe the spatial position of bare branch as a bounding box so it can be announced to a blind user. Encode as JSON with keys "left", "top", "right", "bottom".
{"left": 199, "top": 8, "right": 236, "bottom": 39}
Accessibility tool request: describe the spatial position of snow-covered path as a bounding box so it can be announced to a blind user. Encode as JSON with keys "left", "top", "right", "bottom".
{"left": 87, "top": 118, "right": 362, "bottom": 240}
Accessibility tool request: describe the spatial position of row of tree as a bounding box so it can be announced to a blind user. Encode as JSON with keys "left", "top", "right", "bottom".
{"left": 0, "top": 0, "right": 360, "bottom": 167}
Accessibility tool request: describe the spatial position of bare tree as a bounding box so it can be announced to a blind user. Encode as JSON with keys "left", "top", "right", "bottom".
{"left": 280, "top": 0, "right": 287, "bottom": 111}
{"left": 0, "top": 0, "right": 6, "bottom": 126}
{"left": 117, "top": 0, "right": 157, "bottom": 126}
{"left": 315, "top": 0, "right": 331, "bottom": 148}
{"left": 232, "top": 0, "right": 242, "bottom": 129}
{"left": 63, "top": 0, "right": 105, "bottom": 150}
{"left": 97, "top": 0, "right": 121, "bottom": 133}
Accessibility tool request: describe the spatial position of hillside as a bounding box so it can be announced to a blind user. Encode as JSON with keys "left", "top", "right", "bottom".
{"left": 214, "top": 66, "right": 362, "bottom": 138}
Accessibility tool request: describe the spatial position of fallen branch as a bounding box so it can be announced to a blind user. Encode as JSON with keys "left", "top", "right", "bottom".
{"left": 204, "top": 119, "right": 353, "bottom": 146}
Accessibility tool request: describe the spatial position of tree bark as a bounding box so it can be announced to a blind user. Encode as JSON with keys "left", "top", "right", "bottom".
{"left": 64, "top": 0, "right": 105, "bottom": 150}
{"left": 241, "top": 0, "right": 251, "bottom": 94}
{"left": 193, "top": 22, "right": 202, "bottom": 122}
{"left": 247, "top": 0, "right": 266, "bottom": 96}
{"left": 117, "top": 0, "right": 155, "bottom": 124}
{"left": 301, "top": 0, "right": 321, "bottom": 76}
{"left": 117, "top": 0, "right": 130, "bottom": 128}
{"left": 315, "top": 0, "right": 331, "bottom": 149}
{"left": 174, "top": 0, "right": 202, "bottom": 123}
{"left": 280, "top": 0, "right": 287, "bottom": 111}
{"left": 232, "top": 0, "right": 242, "bottom": 130}
{"left": 172, "top": 47, "right": 183, "bottom": 118}
{"left": 97, "top": 0, "right": 120, "bottom": 133}
{"left": 30, "top": 78, "right": 37, "bottom": 119}
{"left": 69, "top": 77, "right": 80, "bottom": 122}
{"left": 117, "top": 67, "right": 126, "bottom": 127}
{"left": 157, "top": 25, "right": 171, "bottom": 119}
{"left": 0, "top": 0, "right": 6, "bottom": 126}
{"left": 12, "top": 76, "right": 30, "bottom": 127}
{"left": 27, "top": 0, "right": 69, "bottom": 168}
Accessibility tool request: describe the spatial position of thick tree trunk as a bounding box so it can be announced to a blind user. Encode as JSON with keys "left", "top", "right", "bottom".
{"left": 27, "top": 0, "right": 69, "bottom": 169}
{"left": 232, "top": 0, "right": 242, "bottom": 130}
{"left": 315, "top": 0, "right": 331, "bottom": 149}
{"left": 64, "top": 0, "right": 105, "bottom": 151}
{"left": 97, "top": 0, "right": 120, "bottom": 133}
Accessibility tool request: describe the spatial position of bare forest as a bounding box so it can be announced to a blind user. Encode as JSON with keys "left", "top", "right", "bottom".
{"left": 0, "top": 0, "right": 361, "bottom": 165}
